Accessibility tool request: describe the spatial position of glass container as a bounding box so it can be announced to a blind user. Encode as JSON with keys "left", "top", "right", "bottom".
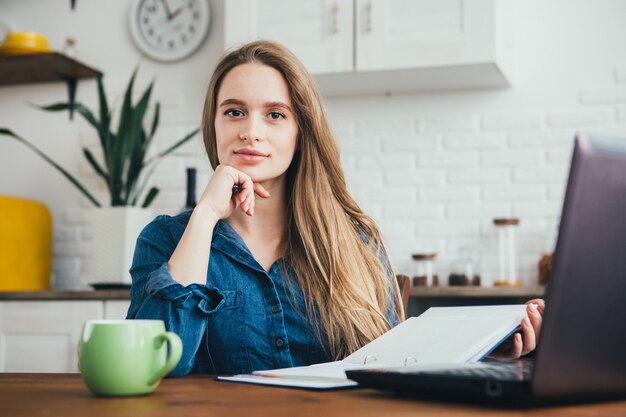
{"left": 493, "top": 218, "right": 521, "bottom": 287}
{"left": 411, "top": 253, "right": 439, "bottom": 287}
{"left": 448, "top": 247, "right": 481, "bottom": 286}
{"left": 62, "top": 37, "right": 76, "bottom": 58}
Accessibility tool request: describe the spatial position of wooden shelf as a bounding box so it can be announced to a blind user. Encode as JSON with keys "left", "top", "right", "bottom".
{"left": 0, "top": 52, "right": 100, "bottom": 86}
{"left": 0, "top": 52, "right": 102, "bottom": 119}
{"left": 409, "top": 285, "right": 545, "bottom": 298}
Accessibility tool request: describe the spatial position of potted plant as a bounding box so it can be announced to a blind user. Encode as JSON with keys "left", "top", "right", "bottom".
{"left": 1, "top": 69, "right": 199, "bottom": 286}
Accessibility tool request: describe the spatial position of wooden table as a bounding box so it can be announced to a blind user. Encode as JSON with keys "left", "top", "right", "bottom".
{"left": 2, "top": 373, "right": 625, "bottom": 417}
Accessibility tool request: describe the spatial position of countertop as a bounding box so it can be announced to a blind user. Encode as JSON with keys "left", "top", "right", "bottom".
{"left": 0, "top": 285, "right": 546, "bottom": 301}
{"left": 409, "top": 285, "right": 545, "bottom": 298}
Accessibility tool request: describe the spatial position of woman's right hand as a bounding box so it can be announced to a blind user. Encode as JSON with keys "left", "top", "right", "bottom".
{"left": 196, "top": 164, "right": 270, "bottom": 222}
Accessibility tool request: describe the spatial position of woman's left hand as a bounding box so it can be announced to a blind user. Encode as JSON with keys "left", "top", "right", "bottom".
{"left": 491, "top": 298, "right": 545, "bottom": 359}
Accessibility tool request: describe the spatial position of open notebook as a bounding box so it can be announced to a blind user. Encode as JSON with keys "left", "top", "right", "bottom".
{"left": 217, "top": 305, "right": 528, "bottom": 390}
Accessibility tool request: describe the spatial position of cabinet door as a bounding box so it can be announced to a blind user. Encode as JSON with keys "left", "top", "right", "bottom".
{"left": 224, "top": 0, "right": 353, "bottom": 74}
{"left": 356, "top": 0, "right": 502, "bottom": 71}
{"left": 0, "top": 301, "right": 102, "bottom": 373}
{"left": 103, "top": 300, "right": 131, "bottom": 320}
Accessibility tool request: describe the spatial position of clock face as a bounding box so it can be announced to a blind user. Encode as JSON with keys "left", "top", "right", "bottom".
{"left": 129, "top": 0, "right": 210, "bottom": 62}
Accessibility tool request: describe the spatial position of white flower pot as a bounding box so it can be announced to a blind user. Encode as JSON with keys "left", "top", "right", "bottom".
{"left": 91, "top": 207, "right": 153, "bottom": 285}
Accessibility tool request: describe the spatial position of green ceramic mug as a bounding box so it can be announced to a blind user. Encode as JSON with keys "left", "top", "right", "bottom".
{"left": 78, "top": 319, "right": 182, "bottom": 396}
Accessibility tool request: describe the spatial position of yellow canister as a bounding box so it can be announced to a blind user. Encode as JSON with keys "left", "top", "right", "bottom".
{"left": 0, "top": 195, "right": 52, "bottom": 291}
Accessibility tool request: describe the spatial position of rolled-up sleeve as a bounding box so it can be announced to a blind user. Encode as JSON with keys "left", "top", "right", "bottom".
{"left": 126, "top": 215, "right": 224, "bottom": 376}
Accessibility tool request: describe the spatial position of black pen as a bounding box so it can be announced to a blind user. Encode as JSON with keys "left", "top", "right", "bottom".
{"left": 232, "top": 184, "right": 241, "bottom": 195}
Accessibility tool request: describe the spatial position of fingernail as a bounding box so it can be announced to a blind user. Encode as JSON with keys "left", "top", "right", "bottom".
{"left": 251, "top": 208, "right": 254, "bottom": 215}
{"left": 523, "top": 317, "right": 530, "bottom": 326}
{"left": 529, "top": 303, "right": 538, "bottom": 312}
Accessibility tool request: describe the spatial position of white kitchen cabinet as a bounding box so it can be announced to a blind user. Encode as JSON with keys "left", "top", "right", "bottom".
{"left": 103, "top": 300, "right": 131, "bottom": 319}
{"left": 223, "top": 0, "right": 514, "bottom": 96}
{"left": 224, "top": 0, "right": 353, "bottom": 74}
{"left": 355, "top": 0, "right": 512, "bottom": 71}
{"left": 0, "top": 299, "right": 131, "bottom": 373}
{"left": 0, "top": 301, "right": 102, "bottom": 373}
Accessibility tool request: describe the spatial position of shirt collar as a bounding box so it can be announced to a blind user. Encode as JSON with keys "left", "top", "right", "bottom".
{"left": 212, "top": 219, "right": 269, "bottom": 274}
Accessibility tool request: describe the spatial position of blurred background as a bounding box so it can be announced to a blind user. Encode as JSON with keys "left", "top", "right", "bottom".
{"left": 1, "top": 0, "right": 625, "bottom": 291}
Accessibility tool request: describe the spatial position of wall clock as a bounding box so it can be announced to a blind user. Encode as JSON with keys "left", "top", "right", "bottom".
{"left": 129, "top": 0, "right": 210, "bottom": 62}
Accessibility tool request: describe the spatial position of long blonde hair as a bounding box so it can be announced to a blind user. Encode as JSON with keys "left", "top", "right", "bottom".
{"left": 202, "top": 40, "right": 404, "bottom": 359}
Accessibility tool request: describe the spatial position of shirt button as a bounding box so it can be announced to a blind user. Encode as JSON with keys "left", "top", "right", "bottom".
{"left": 275, "top": 338, "right": 284, "bottom": 347}
{"left": 271, "top": 305, "right": 279, "bottom": 313}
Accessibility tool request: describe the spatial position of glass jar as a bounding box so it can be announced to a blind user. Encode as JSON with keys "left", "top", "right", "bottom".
{"left": 493, "top": 218, "right": 521, "bottom": 287}
{"left": 411, "top": 253, "right": 439, "bottom": 287}
{"left": 62, "top": 37, "right": 76, "bottom": 58}
{"left": 448, "top": 247, "right": 481, "bottom": 286}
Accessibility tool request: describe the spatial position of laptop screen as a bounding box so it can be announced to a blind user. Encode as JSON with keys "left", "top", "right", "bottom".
{"left": 532, "top": 133, "right": 626, "bottom": 398}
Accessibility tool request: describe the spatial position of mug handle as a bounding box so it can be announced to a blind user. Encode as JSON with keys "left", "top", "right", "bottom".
{"left": 148, "top": 331, "right": 183, "bottom": 385}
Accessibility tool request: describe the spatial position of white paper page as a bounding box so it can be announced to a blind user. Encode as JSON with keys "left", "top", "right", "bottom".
{"left": 419, "top": 305, "right": 527, "bottom": 363}
{"left": 343, "top": 314, "right": 524, "bottom": 366}
{"left": 253, "top": 360, "right": 394, "bottom": 380}
{"left": 216, "top": 373, "right": 358, "bottom": 389}
{"left": 419, "top": 305, "right": 528, "bottom": 319}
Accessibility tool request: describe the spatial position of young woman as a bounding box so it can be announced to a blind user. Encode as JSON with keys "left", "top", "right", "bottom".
{"left": 127, "top": 40, "right": 543, "bottom": 376}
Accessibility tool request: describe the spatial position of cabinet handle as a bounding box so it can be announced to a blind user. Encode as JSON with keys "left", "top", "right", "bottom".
{"left": 366, "top": 1, "right": 373, "bottom": 32}
{"left": 331, "top": 2, "right": 339, "bottom": 34}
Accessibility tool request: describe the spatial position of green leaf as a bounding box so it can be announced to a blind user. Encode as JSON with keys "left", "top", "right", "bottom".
{"left": 129, "top": 159, "right": 160, "bottom": 206}
{"left": 83, "top": 148, "right": 109, "bottom": 182}
{"left": 116, "top": 66, "right": 138, "bottom": 139}
{"left": 149, "top": 101, "right": 160, "bottom": 140}
{"left": 105, "top": 132, "right": 123, "bottom": 206}
{"left": 96, "top": 74, "right": 111, "bottom": 153}
{"left": 123, "top": 129, "right": 148, "bottom": 205}
{"left": 38, "top": 102, "right": 101, "bottom": 134}
{"left": 37, "top": 102, "right": 73, "bottom": 112}
{"left": 144, "top": 128, "right": 200, "bottom": 165}
{"left": 122, "top": 81, "right": 153, "bottom": 170}
{"left": 120, "top": 78, "right": 155, "bottom": 204}
{"left": 115, "top": 69, "right": 156, "bottom": 205}
{"left": 109, "top": 68, "right": 139, "bottom": 205}
{"left": 141, "top": 187, "right": 159, "bottom": 208}
{"left": 0, "top": 128, "right": 101, "bottom": 207}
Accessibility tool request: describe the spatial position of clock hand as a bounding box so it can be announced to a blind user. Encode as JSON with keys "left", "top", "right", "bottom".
{"left": 160, "top": 0, "right": 173, "bottom": 20}
{"left": 169, "top": 5, "right": 185, "bottom": 20}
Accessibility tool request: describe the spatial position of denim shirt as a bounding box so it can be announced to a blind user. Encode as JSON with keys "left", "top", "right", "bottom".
{"left": 127, "top": 210, "right": 397, "bottom": 377}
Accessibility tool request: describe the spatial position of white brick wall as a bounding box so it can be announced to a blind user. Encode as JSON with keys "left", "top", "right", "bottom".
{"left": 416, "top": 116, "right": 477, "bottom": 133}
{"left": 337, "top": 56, "right": 626, "bottom": 286}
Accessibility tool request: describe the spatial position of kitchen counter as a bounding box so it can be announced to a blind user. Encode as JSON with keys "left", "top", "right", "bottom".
{"left": 0, "top": 290, "right": 130, "bottom": 300}
{"left": 409, "top": 285, "right": 545, "bottom": 298}
{"left": 407, "top": 285, "right": 546, "bottom": 317}
{"left": 0, "top": 286, "right": 545, "bottom": 301}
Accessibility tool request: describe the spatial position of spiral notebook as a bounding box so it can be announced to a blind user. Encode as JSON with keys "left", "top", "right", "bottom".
{"left": 217, "top": 305, "right": 528, "bottom": 390}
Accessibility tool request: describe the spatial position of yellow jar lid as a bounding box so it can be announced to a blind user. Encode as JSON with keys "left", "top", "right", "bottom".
{"left": 0, "top": 31, "right": 52, "bottom": 53}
